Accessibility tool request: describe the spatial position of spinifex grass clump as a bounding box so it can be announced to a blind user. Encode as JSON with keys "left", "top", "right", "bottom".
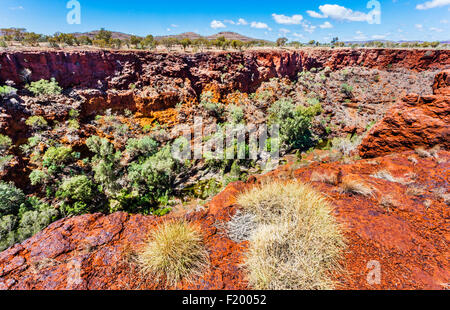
{"left": 138, "top": 221, "right": 209, "bottom": 286}
{"left": 237, "top": 181, "right": 346, "bottom": 290}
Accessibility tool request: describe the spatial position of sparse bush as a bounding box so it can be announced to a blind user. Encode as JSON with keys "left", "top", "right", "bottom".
{"left": 26, "top": 78, "right": 62, "bottom": 96}
{"left": 237, "top": 182, "right": 345, "bottom": 290}
{"left": 0, "top": 195, "right": 60, "bottom": 251}
{"left": 0, "top": 181, "right": 26, "bottom": 216}
{"left": 128, "top": 145, "right": 178, "bottom": 202}
{"left": 57, "top": 175, "right": 95, "bottom": 215}
{"left": 330, "top": 135, "right": 362, "bottom": 156}
{"left": 29, "top": 169, "right": 48, "bottom": 186}
{"left": 0, "top": 215, "right": 17, "bottom": 251}
{"left": 126, "top": 136, "right": 159, "bottom": 158}
{"left": 42, "top": 146, "right": 74, "bottom": 168}
{"left": 268, "top": 99, "right": 322, "bottom": 151}
{"left": 25, "top": 116, "right": 48, "bottom": 130}
{"left": 58, "top": 175, "right": 93, "bottom": 201}
{"left": 68, "top": 119, "right": 80, "bottom": 130}
{"left": 227, "top": 104, "right": 244, "bottom": 123}
{"left": 86, "top": 136, "right": 123, "bottom": 200}
{"left": 340, "top": 83, "right": 353, "bottom": 97}
{"left": 0, "top": 85, "right": 17, "bottom": 97}
{"left": 0, "top": 155, "right": 13, "bottom": 172}
{"left": 201, "top": 101, "right": 225, "bottom": 117}
{"left": 0, "top": 134, "right": 12, "bottom": 152}
{"left": 15, "top": 198, "right": 58, "bottom": 242}
{"left": 138, "top": 221, "right": 209, "bottom": 286}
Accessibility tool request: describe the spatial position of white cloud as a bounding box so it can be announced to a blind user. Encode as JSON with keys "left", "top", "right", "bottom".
{"left": 440, "top": 19, "right": 448, "bottom": 24}
{"left": 279, "top": 28, "right": 291, "bottom": 34}
{"left": 9, "top": 6, "right": 24, "bottom": 10}
{"left": 372, "top": 34, "right": 386, "bottom": 39}
{"left": 430, "top": 27, "right": 443, "bottom": 32}
{"left": 354, "top": 31, "right": 367, "bottom": 40}
{"left": 308, "top": 4, "right": 369, "bottom": 22}
{"left": 251, "top": 21, "right": 271, "bottom": 30}
{"left": 237, "top": 18, "right": 248, "bottom": 25}
{"left": 320, "top": 21, "right": 333, "bottom": 29}
{"left": 170, "top": 24, "right": 178, "bottom": 28}
{"left": 211, "top": 20, "right": 226, "bottom": 29}
{"left": 272, "top": 13, "right": 303, "bottom": 25}
{"left": 293, "top": 33, "right": 305, "bottom": 39}
{"left": 415, "top": 24, "right": 424, "bottom": 30}
{"left": 416, "top": 0, "right": 450, "bottom": 10}
{"left": 302, "top": 22, "right": 317, "bottom": 33}
{"left": 306, "top": 10, "right": 326, "bottom": 18}
{"left": 224, "top": 20, "right": 235, "bottom": 25}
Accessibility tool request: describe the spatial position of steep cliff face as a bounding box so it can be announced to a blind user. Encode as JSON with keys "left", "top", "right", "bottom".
{"left": 1, "top": 49, "right": 449, "bottom": 93}
{"left": 359, "top": 70, "right": 450, "bottom": 158}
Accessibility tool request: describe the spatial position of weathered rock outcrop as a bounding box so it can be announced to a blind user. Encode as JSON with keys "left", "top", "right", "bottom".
{"left": 1, "top": 150, "right": 448, "bottom": 290}
{"left": 359, "top": 70, "right": 450, "bottom": 158}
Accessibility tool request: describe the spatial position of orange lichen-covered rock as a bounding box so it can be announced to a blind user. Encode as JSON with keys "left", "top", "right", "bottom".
{"left": 359, "top": 71, "right": 450, "bottom": 158}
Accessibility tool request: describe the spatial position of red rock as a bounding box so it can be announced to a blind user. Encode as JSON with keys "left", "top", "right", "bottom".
{"left": 359, "top": 70, "right": 450, "bottom": 158}
{"left": 0, "top": 150, "right": 448, "bottom": 290}
{"left": 1, "top": 49, "right": 448, "bottom": 92}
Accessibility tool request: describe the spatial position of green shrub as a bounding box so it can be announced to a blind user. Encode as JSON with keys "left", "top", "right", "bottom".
{"left": 15, "top": 199, "right": 58, "bottom": 242}
{"left": 68, "top": 109, "right": 80, "bottom": 119}
{"left": 68, "top": 119, "right": 80, "bottom": 130}
{"left": 0, "top": 40, "right": 7, "bottom": 48}
{"left": 268, "top": 99, "right": 322, "bottom": 151}
{"left": 0, "top": 155, "right": 13, "bottom": 172}
{"left": 201, "top": 101, "right": 225, "bottom": 117}
{"left": 0, "top": 181, "right": 26, "bottom": 216}
{"left": 126, "top": 137, "right": 159, "bottom": 158}
{"left": 128, "top": 146, "right": 178, "bottom": 202}
{"left": 42, "top": 146, "right": 74, "bottom": 168}
{"left": 25, "top": 116, "right": 48, "bottom": 130}
{"left": 57, "top": 175, "right": 94, "bottom": 203}
{"left": 227, "top": 105, "right": 245, "bottom": 123}
{"left": 0, "top": 215, "right": 17, "bottom": 251}
{"left": 86, "top": 136, "right": 123, "bottom": 198}
{"left": 0, "top": 196, "right": 60, "bottom": 251}
{"left": 0, "top": 134, "right": 12, "bottom": 152}
{"left": 29, "top": 169, "right": 48, "bottom": 186}
{"left": 26, "top": 78, "right": 62, "bottom": 96}
{"left": 340, "top": 83, "right": 353, "bottom": 96}
{"left": 0, "top": 85, "right": 17, "bottom": 97}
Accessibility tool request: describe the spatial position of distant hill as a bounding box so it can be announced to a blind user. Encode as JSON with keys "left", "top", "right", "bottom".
{"left": 71, "top": 30, "right": 134, "bottom": 41}
{"left": 206, "top": 32, "right": 260, "bottom": 42}
{"left": 344, "top": 39, "right": 449, "bottom": 44}
{"left": 71, "top": 30, "right": 265, "bottom": 42}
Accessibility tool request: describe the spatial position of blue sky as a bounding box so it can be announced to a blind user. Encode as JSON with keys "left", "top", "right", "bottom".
{"left": 0, "top": 0, "right": 449, "bottom": 42}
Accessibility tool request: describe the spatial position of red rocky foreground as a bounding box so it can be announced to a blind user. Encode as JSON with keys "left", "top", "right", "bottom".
{"left": 0, "top": 149, "right": 448, "bottom": 290}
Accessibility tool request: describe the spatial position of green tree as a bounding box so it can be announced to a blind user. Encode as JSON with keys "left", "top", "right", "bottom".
{"left": 276, "top": 37, "right": 288, "bottom": 47}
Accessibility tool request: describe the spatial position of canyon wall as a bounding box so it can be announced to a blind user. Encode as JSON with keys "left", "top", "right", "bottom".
{"left": 1, "top": 49, "right": 449, "bottom": 95}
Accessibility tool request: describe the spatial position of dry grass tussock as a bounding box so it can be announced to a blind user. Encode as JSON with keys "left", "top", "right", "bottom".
{"left": 339, "top": 178, "right": 375, "bottom": 197}
{"left": 138, "top": 221, "right": 209, "bottom": 287}
{"left": 237, "top": 181, "right": 346, "bottom": 290}
{"left": 310, "top": 171, "right": 338, "bottom": 185}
